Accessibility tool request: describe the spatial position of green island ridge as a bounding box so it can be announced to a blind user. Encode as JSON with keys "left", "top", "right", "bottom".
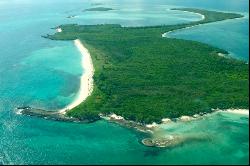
{"left": 84, "top": 7, "right": 114, "bottom": 12}
{"left": 45, "top": 8, "right": 249, "bottom": 124}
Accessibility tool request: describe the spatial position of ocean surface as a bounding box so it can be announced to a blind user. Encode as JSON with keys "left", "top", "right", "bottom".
{"left": 0, "top": 0, "right": 249, "bottom": 164}
{"left": 168, "top": 14, "right": 249, "bottom": 61}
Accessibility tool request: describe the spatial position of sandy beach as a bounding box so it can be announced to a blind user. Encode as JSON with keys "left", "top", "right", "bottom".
{"left": 162, "top": 11, "right": 206, "bottom": 38}
{"left": 162, "top": 11, "right": 246, "bottom": 38}
{"left": 56, "top": 28, "right": 62, "bottom": 33}
{"left": 59, "top": 39, "right": 94, "bottom": 114}
{"left": 223, "top": 109, "right": 249, "bottom": 116}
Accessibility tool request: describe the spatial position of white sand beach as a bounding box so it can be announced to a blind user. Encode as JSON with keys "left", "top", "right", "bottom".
{"left": 181, "top": 10, "right": 205, "bottom": 20}
{"left": 224, "top": 109, "right": 249, "bottom": 116}
{"left": 218, "top": 53, "right": 226, "bottom": 57}
{"left": 162, "top": 11, "right": 206, "bottom": 38}
{"left": 59, "top": 39, "right": 94, "bottom": 114}
{"left": 56, "top": 28, "right": 62, "bottom": 33}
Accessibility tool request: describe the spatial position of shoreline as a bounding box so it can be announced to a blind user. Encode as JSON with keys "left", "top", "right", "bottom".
{"left": 58, "top": 39, "right": 94, "bottom": 115}
{"left": 101, "top": 108, "right": 249, "bottom": 132}
{"left": 218, "top": 109, "right": 249, "bottom": 116}
{"left": 16, "top": 106, "right": 249, "bottom": 148}
{"left": 101, "top": 108, "right": 249, "bottom": 148}
{"left": 161, "top": 11, "right": 247, "bottom": 59}
{"left": 162, "top": 11, "right": 246, "bottom": 38}
{"left": 162, "top": 10, "right": 206, "bottom": 38}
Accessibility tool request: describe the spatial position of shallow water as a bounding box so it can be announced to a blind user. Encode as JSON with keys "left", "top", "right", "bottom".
{"left": 168, "top": 15, "right": 249, "bottom": 61}
{"left": 0, "top": 0, "right": 249, "bottom": 164}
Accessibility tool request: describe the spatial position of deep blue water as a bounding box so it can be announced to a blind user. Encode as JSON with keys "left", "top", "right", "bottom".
{"left": 0, "top": 0, "right": 249, "bottom": 164}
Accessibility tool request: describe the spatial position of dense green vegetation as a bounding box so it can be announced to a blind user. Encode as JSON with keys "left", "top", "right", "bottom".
{"left": 46, "top": 8, "right": 249, "bottom": 124}
{"left": 84, "top": 7, "right": 114, "bottom": 12}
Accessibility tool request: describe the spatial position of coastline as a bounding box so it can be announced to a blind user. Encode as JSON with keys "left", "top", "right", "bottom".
{"left": 162, "top": 10, "right": 206, "bottom": 38}
{"left": 16, "top": 106, "right": 249, "bottom": 148}
{"left": 162, "top": 11, "right": 246, "bottom": 38}
{"left": 218, "top": 109, "right": 249, "bottom": 115}
{"left": 58, "top": 39, "right": 94, "bottom": 115}
{"left": 161, "top": 11, "right": 247, "bottom": 59}
{"left": 101, "top": 108, "right": 249, "bottom": 147}
{"left": 101, "top": 108, "right": 249, "bottom": 131}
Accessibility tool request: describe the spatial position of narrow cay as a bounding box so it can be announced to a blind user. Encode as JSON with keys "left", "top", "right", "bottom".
{"left": 59, "top": 39, "right": 94, "bottom": 114}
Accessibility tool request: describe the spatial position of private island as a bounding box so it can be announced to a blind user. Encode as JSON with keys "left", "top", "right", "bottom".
{"left": 18, "top": 8, "right": 249, "bottom": 147}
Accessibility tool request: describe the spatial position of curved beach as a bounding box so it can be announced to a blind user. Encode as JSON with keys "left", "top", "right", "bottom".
{"left": 162, "top": 10, "right": 206, "bottom": 38}
{"left": 59, "top": 39, "right": 94, "bottom": 114}
{"left": 162, "top": 10, "right": 246, "bottom": 38}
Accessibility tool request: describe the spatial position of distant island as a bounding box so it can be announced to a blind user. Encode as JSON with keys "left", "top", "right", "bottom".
{"left": 91, "top": 3, "right": 104, "bottom": 6}
{"left": 40, "top": 8, "right": 248, "bottom": 125}
{"left": 67, "top": 15, "right": 76, "bottom": 19}
{"left": 84, "top": 7, "right": 114, "bottom": 12}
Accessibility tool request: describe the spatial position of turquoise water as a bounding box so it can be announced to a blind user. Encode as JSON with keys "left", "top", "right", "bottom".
{"left": 168, "top": 15, "right": 249, "bottom": 61}
{"left": 0, "top": 0, "right": 249, "bottom": 164}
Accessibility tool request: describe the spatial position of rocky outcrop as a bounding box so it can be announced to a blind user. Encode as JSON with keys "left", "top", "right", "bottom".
{"left": 15, "top": 106, "right": 99, "bottom": 123}
{"left": 142, "top": 134, "right": 210, "bottom": 148}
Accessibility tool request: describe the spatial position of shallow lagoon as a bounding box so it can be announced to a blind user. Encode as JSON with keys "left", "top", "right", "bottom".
{"left": 168, "top": 14, "right": 249, "bottom": 61}
{"left": 0, "top": 0, "right": 249, "bottom": 164}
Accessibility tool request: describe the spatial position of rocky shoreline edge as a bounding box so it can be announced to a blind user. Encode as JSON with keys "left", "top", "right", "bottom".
{"left": 15, "top": 106, "right": 248, "bottom": 148}
{"left": 15, "top": 106, "right": 100, "bottom": 123}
